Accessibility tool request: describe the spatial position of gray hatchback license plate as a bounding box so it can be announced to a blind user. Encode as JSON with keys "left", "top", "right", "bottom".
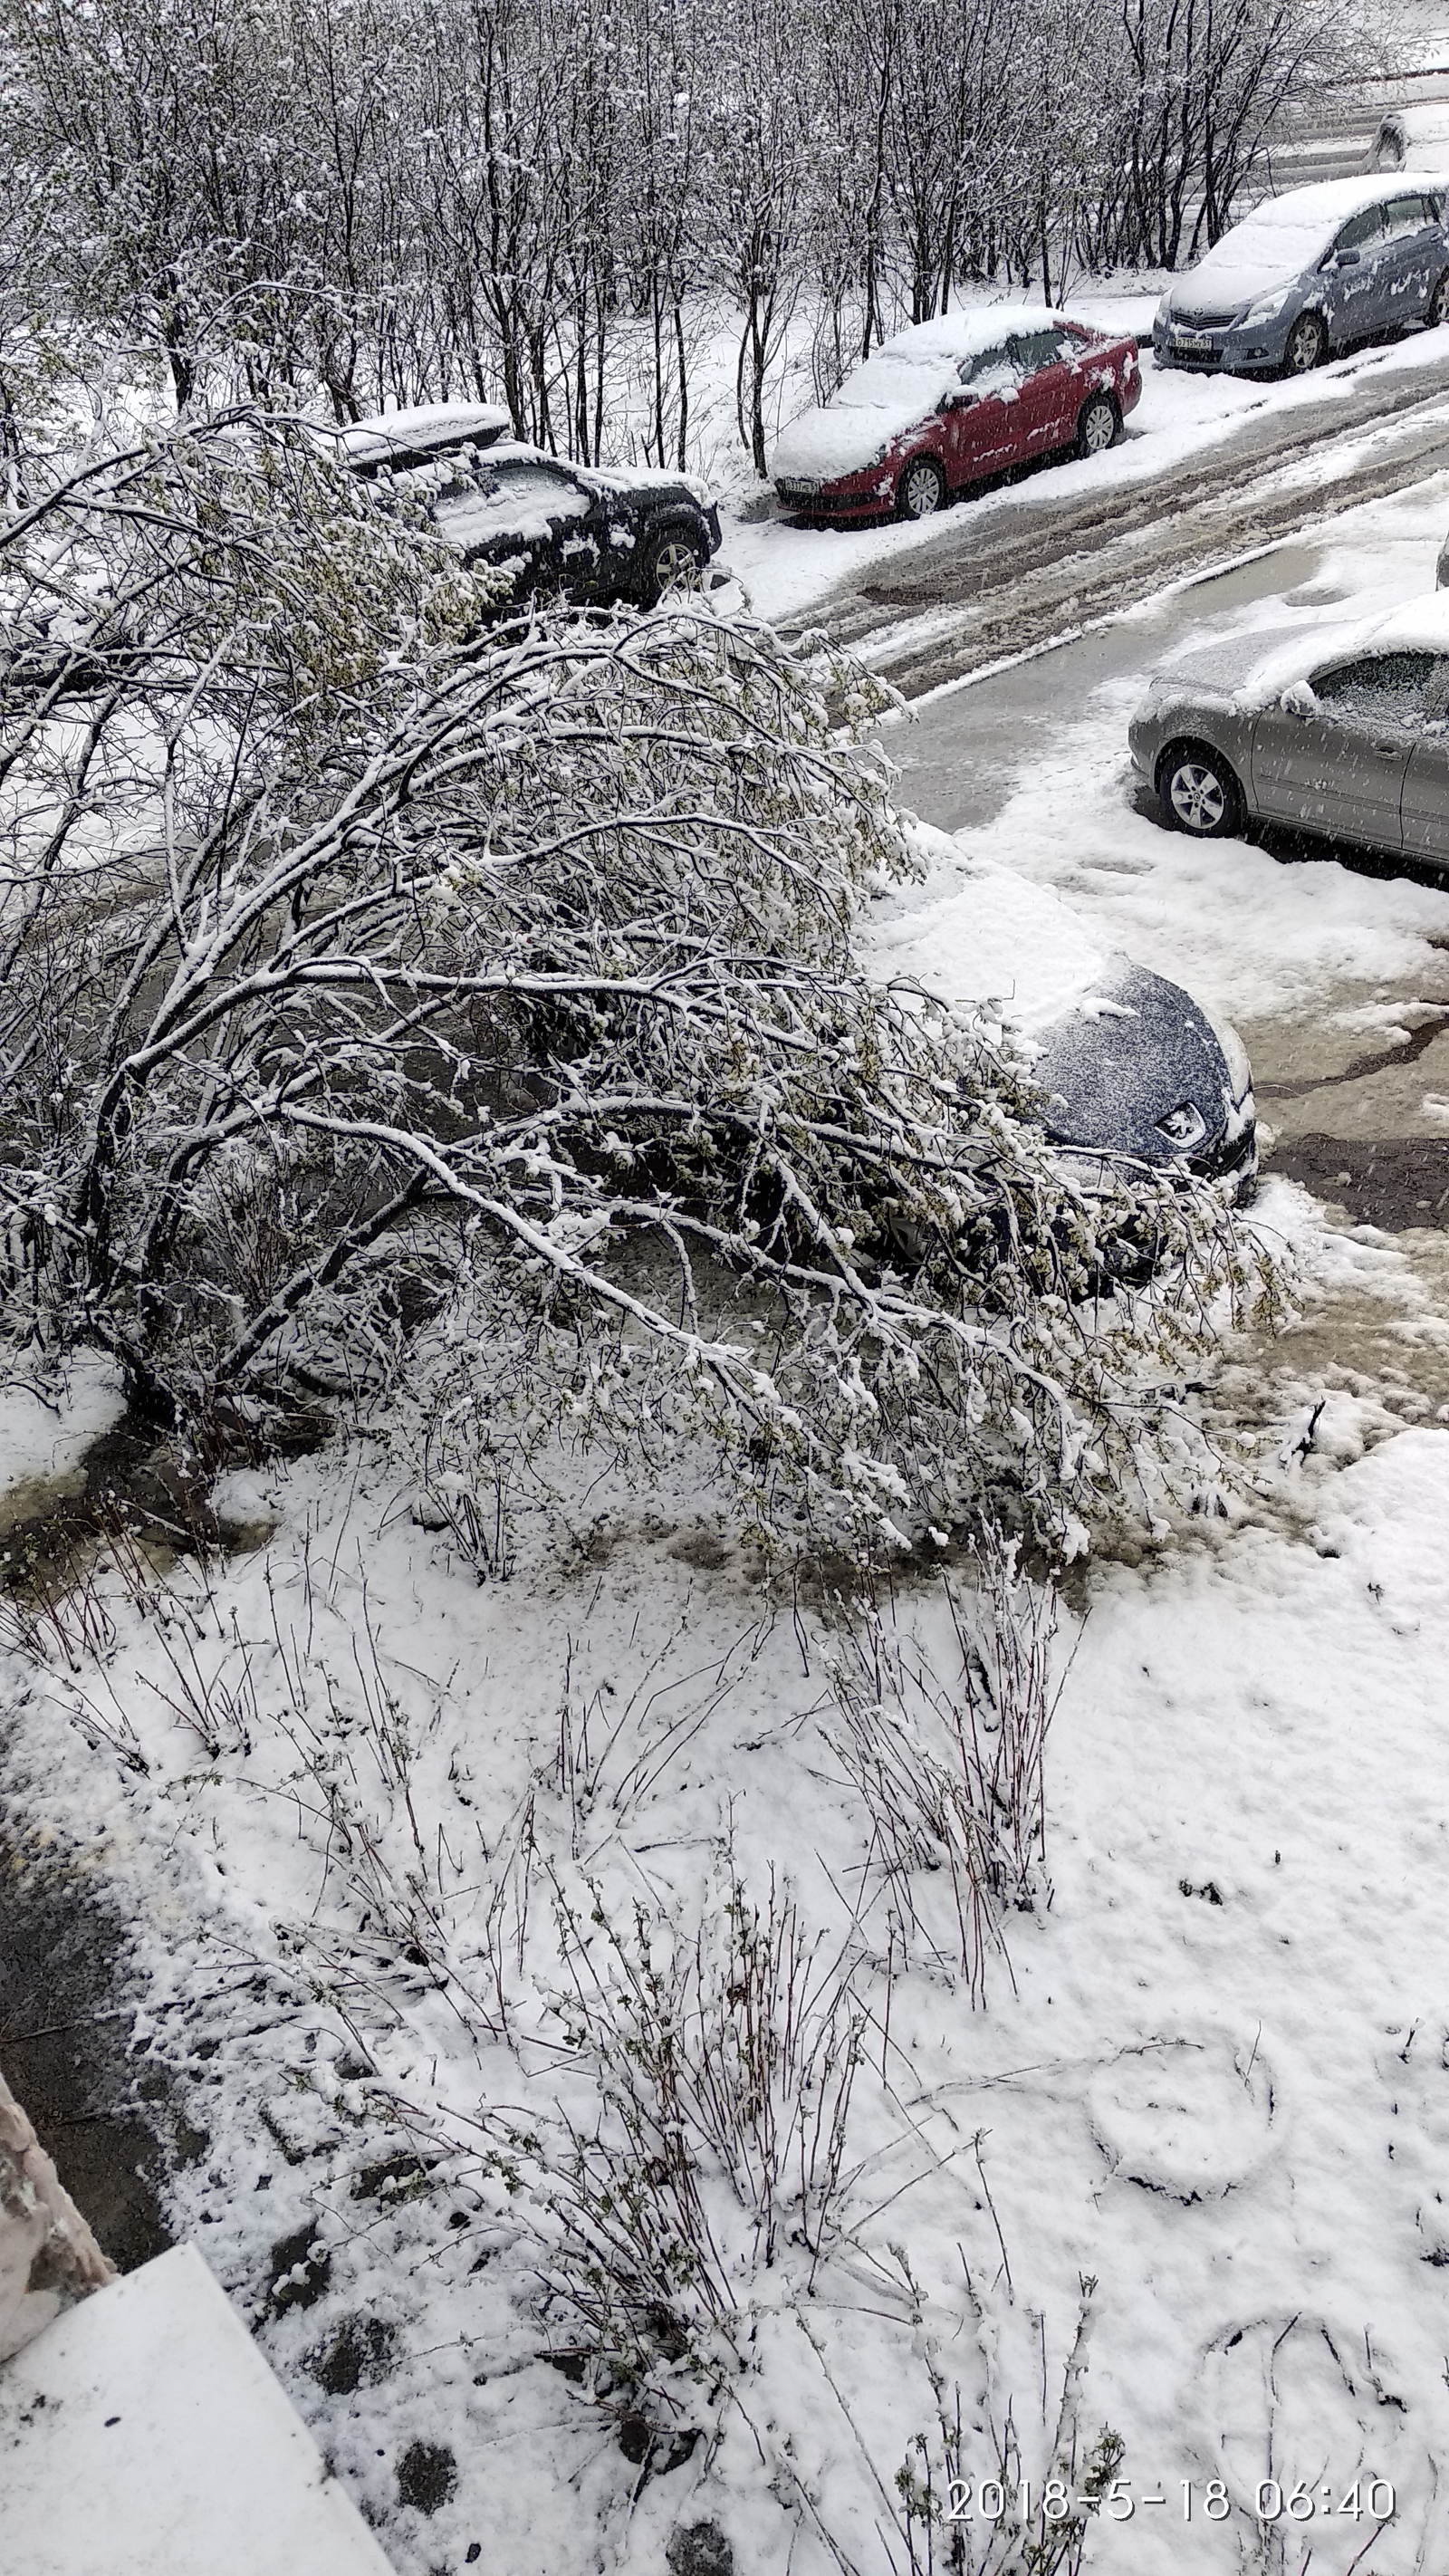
{"left": 1172, "top": 327, "right": 1215, "bottom": 351}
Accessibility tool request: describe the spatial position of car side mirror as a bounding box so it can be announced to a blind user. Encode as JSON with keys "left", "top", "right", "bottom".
{"left": 1335, "top": 246, "right": 1361, "bottom": 267}
{"left": 945, "top": 389, "right": 975, "bottom": 409}
{"left": 1279, "top": 680, "right": 1318, "bottom": 719}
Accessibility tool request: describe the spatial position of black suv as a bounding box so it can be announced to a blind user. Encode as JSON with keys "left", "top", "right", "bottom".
{"left": 341, "top": 409, "right": 722, "bottom": 610}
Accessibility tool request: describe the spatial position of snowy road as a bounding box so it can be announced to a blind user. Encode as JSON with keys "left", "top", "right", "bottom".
{"left": 733, "top": 332, "right": 1449, "bottom": 697}
{"left": 873, "top": 452, "right": 1449, "bottom": 1425}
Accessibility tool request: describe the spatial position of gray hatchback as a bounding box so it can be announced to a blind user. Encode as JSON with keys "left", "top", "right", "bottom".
{"left": 1128, "top": 601, "right": 1449, "bottom": 864}
{"left": 1154, "top": 176, "right": 1449, "bottom": 377}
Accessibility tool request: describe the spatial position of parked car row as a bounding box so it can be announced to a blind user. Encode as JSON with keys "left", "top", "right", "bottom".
{"left": 763, "top": 174, "right": 1449, "bottom": 531}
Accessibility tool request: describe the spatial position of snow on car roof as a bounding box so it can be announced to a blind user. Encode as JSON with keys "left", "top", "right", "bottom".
{"left": 338, "top": 401, "right": 512, "bottom": 466}
{"left": 1209, "top": 591, "right": 1449, "bottom": 710}
{"left": 1184, "top": 174, "right": 1445, "bottom": 303}
{"left": 770, "top": 304, "right": 1092, "bottom": 485}
{"left": 1382, "top": 103, "right": 1449, "bottom": 142}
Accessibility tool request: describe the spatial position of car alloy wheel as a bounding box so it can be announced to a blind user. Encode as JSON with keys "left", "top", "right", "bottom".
{"left": 897, "top": 457, "right": 946, "bottom": 518}
{"left": 1077, "top": 393, "right": 1118, "bottom": 457}
{"left": 648, "top": 533, "right": 706, "bottom": 599}
{"left": 1165, "top": 751, "right": 1239, "bottom": 838}
{"left": 1283, "top": 311, "right": 1327, "bottom": 374}
{"left": 1430, "top": 271, "right": 1449, "bottom": 328}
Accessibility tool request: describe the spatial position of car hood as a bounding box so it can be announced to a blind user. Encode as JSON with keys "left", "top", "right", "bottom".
{"left": 1032, "top": 957, "right": 1249, "bottom": 1168}
{"left": 772, "top": 377, "right": 950, "bottom": 483}
{"left": 869, "top": 826, "right": 1250, "bottom": 1173}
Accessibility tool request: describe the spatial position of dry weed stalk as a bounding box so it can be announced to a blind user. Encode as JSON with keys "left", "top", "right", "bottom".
{"left": 828, "top": 1538, "right": 1064, "bottom": 2004}
{"left": 537, "top": 1870, "right": 864, "bottom": 2436}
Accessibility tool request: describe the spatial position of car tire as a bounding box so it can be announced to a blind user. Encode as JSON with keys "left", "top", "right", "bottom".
{"left": 1281, "top": 310, "right": 1328, "bottom": 375}
{"left": 1075, "top": 391, "right": 1119, "bottom": 458}
{"left": 1429, "top": 271, "right": 1449, "bottom": 329}
{"left": 641, "top": 525, "right": 708, "bottom": 604}
{"left": 1157, "top": 740, "right": 1244, "bottom": 841}
{"left": 896, "top": 456, "right": 947, "bottom": 519}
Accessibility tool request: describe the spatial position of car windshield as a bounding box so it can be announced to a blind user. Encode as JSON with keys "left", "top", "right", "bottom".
{"left": 835, "top": 351, "right": 955, "bottom": 410}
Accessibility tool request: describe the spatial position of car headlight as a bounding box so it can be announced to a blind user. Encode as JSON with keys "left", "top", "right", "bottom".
{"left": 1242, "top": 288, "right": 1291, "bottom": 327}
{"left": 1155, "top": 292, "right": 1173, "bottom": 328}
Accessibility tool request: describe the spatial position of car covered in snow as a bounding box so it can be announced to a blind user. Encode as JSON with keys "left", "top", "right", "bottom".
{"left": 336, "top": 409, "right": 723, "bottom": 610}
{"left": 888, "top": 826, "right": 1257, "bottom": 1197}
{"left": 1369, "top": 103, "right": 1449, "bottom": 174}
{"left": 1153, "top": 176, "right": 1449, "bottom": 376}
{"left": 769, "top": 309, "right": 1141, "bottom": 523}
{"left": 1128, "top": 593, "right": 1449, "bottom": 865}
{"left": 333, "top": 399, "right": 512, "bottom": 476}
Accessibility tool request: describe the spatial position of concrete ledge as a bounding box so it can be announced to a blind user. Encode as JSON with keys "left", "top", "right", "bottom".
{"left": 0, "top": 2243, "right": 398, "bottom": 2574}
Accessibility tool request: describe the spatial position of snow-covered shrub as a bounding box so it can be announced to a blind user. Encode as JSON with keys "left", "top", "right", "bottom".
{"left": 0, "top": 413, "right": 1263, "bottom": 1557}
{"left": 535, "top": 1872, "right": 862, "bottom": 2451}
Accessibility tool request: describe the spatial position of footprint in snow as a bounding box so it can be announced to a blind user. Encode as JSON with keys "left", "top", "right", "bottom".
{"left": 1089, "top": 2031, "right": 1274, "bottom": 2202}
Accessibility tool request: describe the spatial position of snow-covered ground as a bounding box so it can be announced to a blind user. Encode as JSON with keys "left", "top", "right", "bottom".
{"left": 13, "top": 421, "right": 1449, "bottom": 2576}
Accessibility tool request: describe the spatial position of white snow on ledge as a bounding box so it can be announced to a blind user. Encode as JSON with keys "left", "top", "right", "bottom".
{"left": 0, "top": 2244, "right": 398, "bottom": 2576}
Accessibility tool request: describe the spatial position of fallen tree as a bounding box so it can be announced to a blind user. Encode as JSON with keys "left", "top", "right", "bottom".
{"left": 0, "top": 414, "right": 1263, "bottom": 1553}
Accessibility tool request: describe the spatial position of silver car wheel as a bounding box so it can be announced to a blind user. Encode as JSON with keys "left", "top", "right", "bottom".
{"left": 1168, "top": 760, "right": 1227, "bottom": 832}
{"left": 652, "top": 537, "right": 705, "bottom": 593}
{"left": 1431, "top": 272, "right": 1449, "bottom": 328}
{"left": 1284, "top": 312, "right": 1326, "bottom": 374}
{"left": 1080, "top": 397, "right": 1117, "bottom": 455}
{"left": 900, "top": 460, "right": 945, "bottom": 517}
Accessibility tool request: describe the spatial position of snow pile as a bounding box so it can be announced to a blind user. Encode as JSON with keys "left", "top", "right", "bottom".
{"left": 0, "top": 2066, "right": 114, "bottom": 2365}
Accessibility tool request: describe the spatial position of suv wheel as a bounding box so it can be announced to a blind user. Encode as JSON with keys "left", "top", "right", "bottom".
{"left": 1075, "top": 392, "right": 1118, "bottom": 457}
{"left": 1430, "top": 271, "right": 1449, "bottom": 328}
{"left": 1158, "top": 741, "right": 1244, "bottom": 840}
{"left": 643, "top": 526, "right": 707, "bottom": 603}
{"left": 1282, "top": 311, "right": 1328, "bottom": 375}
{"left": 897, "top": 456, "right": 947, "bottom": 519}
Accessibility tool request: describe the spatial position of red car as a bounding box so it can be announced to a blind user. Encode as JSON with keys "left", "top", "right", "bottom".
{"left": 771, "top": 307, "right": 1141, "bottom": 523}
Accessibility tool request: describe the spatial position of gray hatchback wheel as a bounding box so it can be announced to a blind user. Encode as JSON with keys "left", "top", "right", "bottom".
{"left": 1162, "top": 745, "right": 1243, "bottom": 841}
{"left": 1430, "top": 270, "right": 1449, "bottom": 328}
{"left": 1282, "top": 310, "right": 1328, "bottom": 374}
{"left": 897, "top": 456, "right": 947, "bottom": 519}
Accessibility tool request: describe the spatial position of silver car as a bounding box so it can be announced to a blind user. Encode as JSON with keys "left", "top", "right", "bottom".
{"left": 1128, "top": 606, "right": 1449, "bottom": 863}
{"left": 1153, "top": 176, "right": 1449, "bottom": 376}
